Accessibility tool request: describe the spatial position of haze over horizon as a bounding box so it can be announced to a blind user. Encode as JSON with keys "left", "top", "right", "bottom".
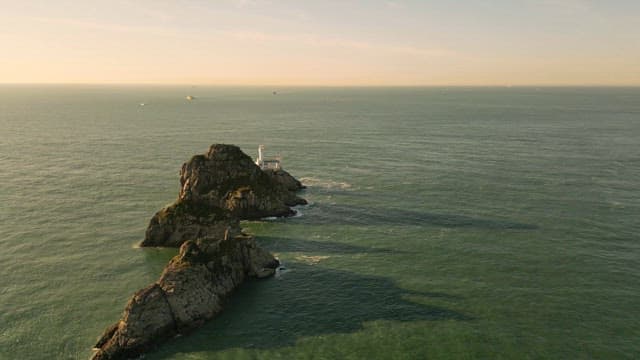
{"left": 1, "top": 0, "right": 639, "bottom": 86}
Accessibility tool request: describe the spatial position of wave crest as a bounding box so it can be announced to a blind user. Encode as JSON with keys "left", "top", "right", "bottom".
{"left": 300, "top": 177, "right": 352, "bottom": 190}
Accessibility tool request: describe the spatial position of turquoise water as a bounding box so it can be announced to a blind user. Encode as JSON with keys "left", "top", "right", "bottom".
{"left": 1, "top": 86, "right": 639, "bottom": 359}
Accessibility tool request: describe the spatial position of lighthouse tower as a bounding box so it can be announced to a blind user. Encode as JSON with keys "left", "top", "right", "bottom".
{"left": 257, "top": 145, "right": 264, "bottom": 167}
{"left": 255, "top": 145, "right": 281, "bottom": 170}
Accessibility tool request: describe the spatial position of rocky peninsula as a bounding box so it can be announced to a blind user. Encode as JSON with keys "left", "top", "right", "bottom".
{"left": 92, "top": 144, "right": 306, "bottom": 360}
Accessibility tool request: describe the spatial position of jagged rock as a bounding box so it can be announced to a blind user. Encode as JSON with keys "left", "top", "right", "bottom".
{"left": 142, "top": 144, "right": 306, "bottom": 248}
{"left": 179, "top": 144, "right": 306, "bottom": 217}
{"left": 93, "top": 144, "right": 305, "bottom": 360}
{"left": 92, "top": 238, "right": 279, "bottom": 360}
{"left": 263, "top": 168, "right": 306, "bottom": 192}
{"left": 143, "top": 201, "right": 240, "bottom": 247}
{"left": 92, "top": 284, "right": 176, "bottom": 360}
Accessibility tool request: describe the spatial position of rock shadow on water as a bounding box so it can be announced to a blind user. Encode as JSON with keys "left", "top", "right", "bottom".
{"left": 151, "top": 262, "right": 470, "bottom": 358}
{"left": 256, "top": 235, "right": 401, "bottom": 254}
{"left": 295, "top": 203, "right": 538, "bottom": 230}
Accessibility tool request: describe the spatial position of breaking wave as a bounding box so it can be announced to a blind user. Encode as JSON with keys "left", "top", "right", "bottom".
{"left": 300, "top": 177, "right": 353, "bottom": 190}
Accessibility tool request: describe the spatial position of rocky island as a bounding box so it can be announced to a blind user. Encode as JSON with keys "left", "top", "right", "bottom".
{"left": 92, "top": 144, "right": 306, "bottom": 360}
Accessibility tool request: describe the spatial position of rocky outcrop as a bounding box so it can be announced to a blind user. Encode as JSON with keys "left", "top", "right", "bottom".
{"left": 92, "top": 144, "right": 306, "bottom": 360}
{"left": 143, "top": 201, "right": 240, "bottom": 247}
{"left": 263, "top": 168, "right": 306, "bottom": 192}
{"left": 180, "top": 144, "right": 306, "bottom": 216}
{"left": 142, "top": 144, "right": 306, "bottom": 248}
{"left": 92, "top": 238, "right": 279, "bottom": 360}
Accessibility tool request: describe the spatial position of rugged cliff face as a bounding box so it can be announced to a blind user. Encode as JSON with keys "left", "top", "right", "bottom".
{"left": 263, "top": 168, "right": 306, "bottom": 192}
{"left": 142, "top": 144, "right": 306, "bottom": 248}
{"left": 92, "top": 238, "right": 279, "bottom": 360}
{"left": 92, "top": 144, "right": 306, "bottom": 360}
{"left": 143, "top": 201, "right": 240, "bottom": 248}
{"left": 180, "top": 144, "right": 306, "bottom": 217}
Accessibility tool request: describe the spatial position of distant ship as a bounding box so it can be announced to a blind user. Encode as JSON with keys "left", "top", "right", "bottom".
{"left": 186, "top": 95, "right": 196, "bottom": 101}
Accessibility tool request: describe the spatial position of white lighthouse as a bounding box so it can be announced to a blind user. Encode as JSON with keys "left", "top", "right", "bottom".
{"left": 257, "top": 145, "right": 264, "bottom": 165}
{"left": 255, "top": 145, "right": 281, "bottom": 170}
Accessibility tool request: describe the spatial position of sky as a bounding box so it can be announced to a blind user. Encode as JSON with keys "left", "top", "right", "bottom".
{"left": 0, "top": 0, "right": 639, "bottom": 86}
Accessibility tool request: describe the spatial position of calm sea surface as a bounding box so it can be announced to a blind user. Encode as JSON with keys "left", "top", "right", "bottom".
{"left": 1, "top": 86, "right": 639, "bottom": 359}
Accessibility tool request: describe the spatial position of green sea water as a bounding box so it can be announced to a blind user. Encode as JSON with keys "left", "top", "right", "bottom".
{"left": 1, "top": 86, "right": 639, "bottom": 359}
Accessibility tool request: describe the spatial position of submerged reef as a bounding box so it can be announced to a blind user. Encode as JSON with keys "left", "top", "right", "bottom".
{"left": 92, "top": 144, "right": 306, "bottom": 360}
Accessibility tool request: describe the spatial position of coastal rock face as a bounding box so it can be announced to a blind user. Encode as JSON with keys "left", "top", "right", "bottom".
{"left": 142, "top": 144, "right": 306, "bottom": 247}
{"left": 92, "top": 238, "right": 279, "bottom": 360}
{"left": 143, "top": 201, "right": 240, "bottom": 247}
{"left": 263, "top": 168, "right": 306, "bottom": 192}
{"left": 179, "top": 144, "right": 306, "bottom": 217}
{"left": 93, "top": 144, "right": 305, "bottom": 360}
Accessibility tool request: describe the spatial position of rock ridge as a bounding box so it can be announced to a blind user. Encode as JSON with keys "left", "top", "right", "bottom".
{"left": 143, "top": 144, "right": 306, "bottom": 248}
{"left": 92, "top": 144, "right": 306, "bottom": 360}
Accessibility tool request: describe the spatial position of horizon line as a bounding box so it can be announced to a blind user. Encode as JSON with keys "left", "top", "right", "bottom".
{"left": 2, "top": 83, "right": 640, "bottom": 88}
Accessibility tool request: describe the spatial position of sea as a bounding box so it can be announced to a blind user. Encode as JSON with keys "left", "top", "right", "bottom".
{"left": 0, "top": 86, "right": 638, "bottom": 359}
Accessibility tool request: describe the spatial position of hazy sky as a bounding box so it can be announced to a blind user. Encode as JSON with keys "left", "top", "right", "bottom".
{"left": 1, "top": 0, "right": 639, "bottom": 85}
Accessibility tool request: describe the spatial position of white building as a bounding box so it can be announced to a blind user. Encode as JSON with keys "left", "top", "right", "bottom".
{"left": 255, "top": 145, "right": 281, "bottom": 170}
